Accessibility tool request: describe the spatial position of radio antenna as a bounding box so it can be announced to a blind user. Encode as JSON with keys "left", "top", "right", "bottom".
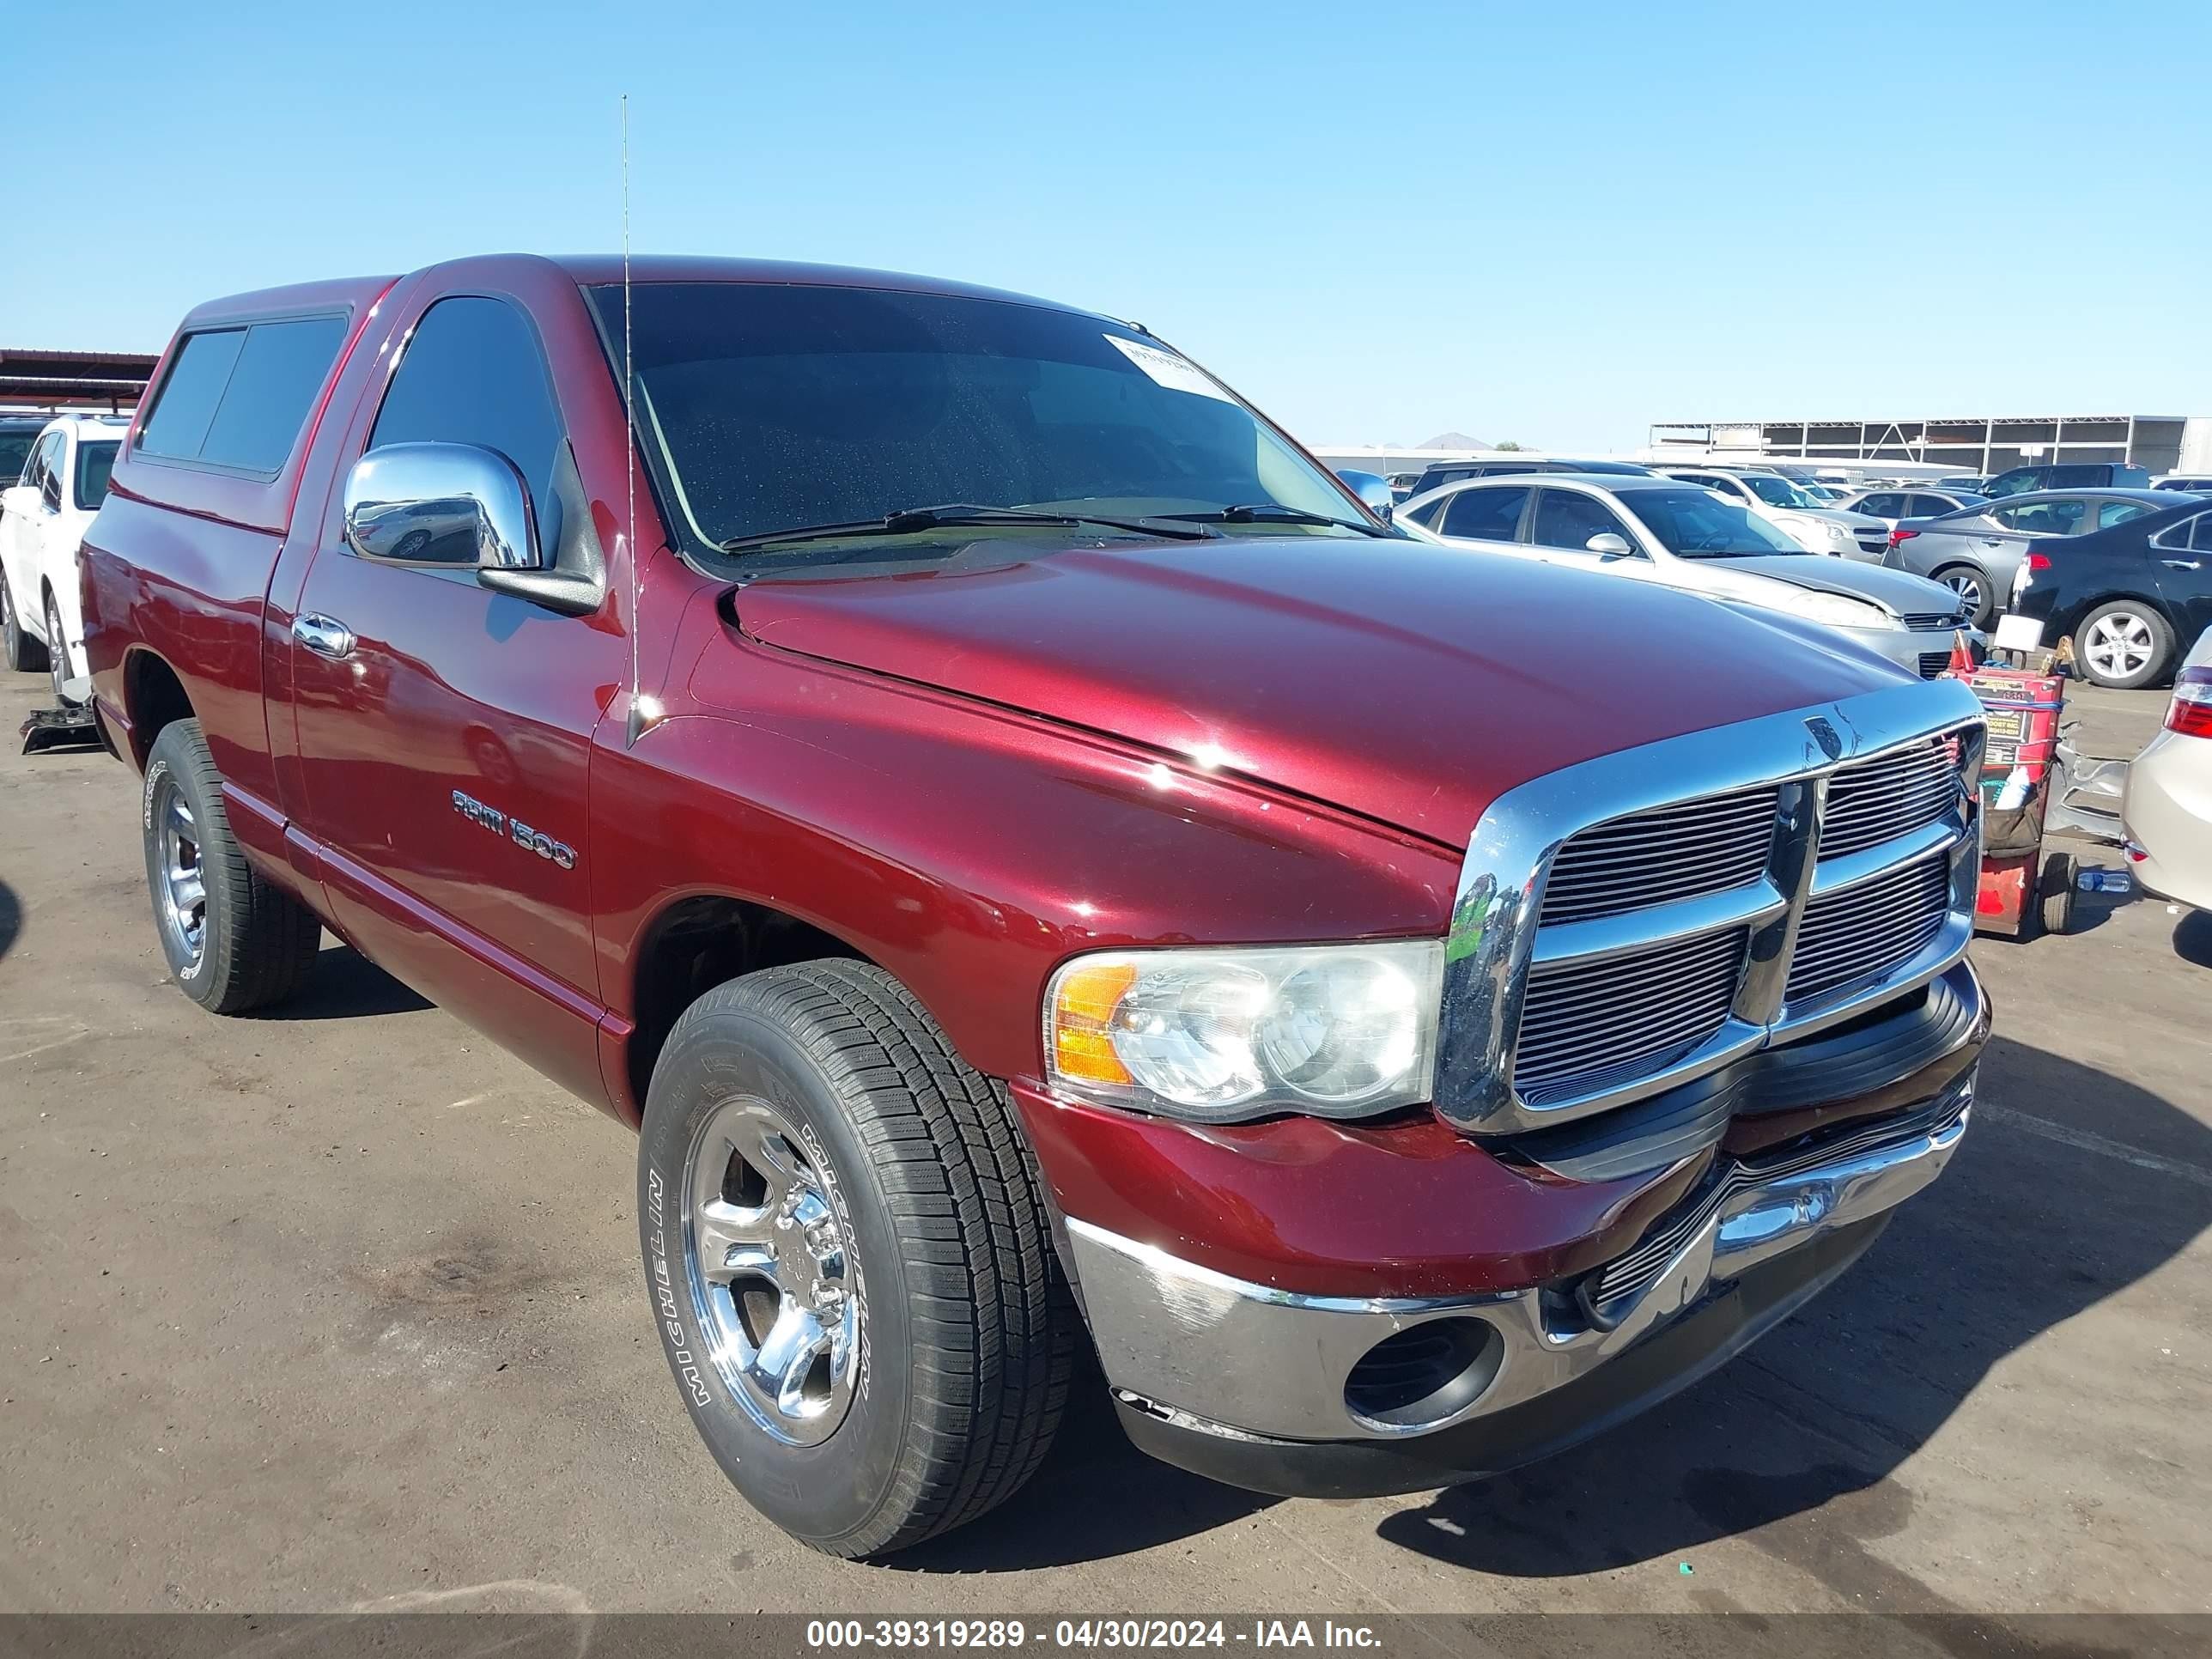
{"left": 621, "top": 93, "right": 650, "bottom": 748}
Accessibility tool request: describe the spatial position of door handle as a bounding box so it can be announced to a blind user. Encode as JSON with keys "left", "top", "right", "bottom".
{"left": 291, "top": 612, "right": 357, "bottom": 660}
{"left": 2162, "top": 558, "right": 2203, "bottom": 571}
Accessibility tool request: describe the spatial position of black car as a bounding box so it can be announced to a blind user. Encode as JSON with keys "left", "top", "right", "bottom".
{"left": 2008, "top": 496, "right": 2212, "bottom": 688}
{"left": 0, "top": 415, "right": 46, "bottom": 486}
{"left": 1408, "top": 456, "right": 1651, "bottom": 496}
{"left": 1982, "top": 461, "right": 2150, "bottom": 499}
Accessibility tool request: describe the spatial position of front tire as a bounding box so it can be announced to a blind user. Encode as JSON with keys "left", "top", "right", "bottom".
{"left": 1, "top": 566, "right": 47, "bottom": 673}
{"left": 142, "top": 719, "right": 323, "bottom": 1013}
{"left": 2074, "top": 600, "right": 2173, "bottom": 690}
{"left": 638, "top": 961, "right": 1076, "bottom": 1559}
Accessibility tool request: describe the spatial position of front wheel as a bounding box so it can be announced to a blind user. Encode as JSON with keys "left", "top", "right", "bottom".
{"left": 637, "top": 961, "right": 1076, "bottom": 1558}
{"left": 1934, "top": 564, "right": 1994, "bottom": 629}
{"left": 1, "top": 566, "right": 47, "bottom": 674}
{"left": 2073, "top": 600, "right": 2173, "bottom": 690}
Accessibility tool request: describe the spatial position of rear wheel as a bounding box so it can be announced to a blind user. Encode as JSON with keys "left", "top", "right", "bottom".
{"left": 638, "top": 961, "right": 1077, "bottom": 1558}
{"left": 1933, "top": 564, "right": 1994, "bottom": 629}
{"left": 1, "top": 566, "right": 48, "bottom": 673}
{"left": 142, "top": 719, "right": 323, "bottom": 1013}
{"left": 2074, "top": 600, "right": 2173, "bottom": 690}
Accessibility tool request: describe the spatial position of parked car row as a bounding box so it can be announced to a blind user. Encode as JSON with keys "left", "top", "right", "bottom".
{"left": 1398, "top": 471, "right": 1979, "bottom": 677}
{"left": 4, "top": 252, "right": 1999, "bottom": 1560}
{"left": 0, "top": 414, "right": 126, "bottom": 701}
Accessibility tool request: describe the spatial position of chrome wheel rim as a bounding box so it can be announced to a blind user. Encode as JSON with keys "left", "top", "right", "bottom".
{"left": 682, "top": 1097, "right": 861, "bottom": 1446}
{"left": 155, "top": 787, "right": 207, "bottom": 970}
{"left": 46, "top": 596, "right": 69, "bottom": 702}
{"left": 2084, "top": 611, "right": 2155, "bottom": 680}
{"left": 1942, "top": 570, "right": 1985, "bottom": 614}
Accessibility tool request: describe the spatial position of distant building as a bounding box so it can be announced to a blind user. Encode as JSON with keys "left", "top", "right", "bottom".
{"left": 1650, "top": 414, "right": 2212, "bottom": 478}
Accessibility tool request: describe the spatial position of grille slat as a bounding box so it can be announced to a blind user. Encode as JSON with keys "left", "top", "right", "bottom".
{"left": 1514, "top": 930, "right": 1747, "bottom": 1097}
{"left": 1540, "top": 786, "right": 1780, "bottom": 925}
{"left": 1786, "top": 856, "right": 1951, "bottom": 1003}
{"left": 1820, "top": 742, "right": 1960, "bottom": 859}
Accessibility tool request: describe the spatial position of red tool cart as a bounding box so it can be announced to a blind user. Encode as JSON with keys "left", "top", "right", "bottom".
{"left": 1944, "top": 652, "right": 2075, "bottom": 938}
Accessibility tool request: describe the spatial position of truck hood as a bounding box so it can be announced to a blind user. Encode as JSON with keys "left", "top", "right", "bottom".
{"left": 1720, "top": 555, "right": 1965, "bottom": 617}
{"left": 732, "top": 537, "right": 1908, "bottom": 848}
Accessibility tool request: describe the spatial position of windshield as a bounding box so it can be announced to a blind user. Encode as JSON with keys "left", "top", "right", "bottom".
{"left": 1625, "top": 488, "right": 1806, "bottom": 558}
{"left": 75, "top": 441, "right": 119, "bottom": 510}
{"left": 590, "top": 283, "right": 1371, "bottom": 569}
{"left": 1740, "top": 473, "right": 1820, "bottom": 508}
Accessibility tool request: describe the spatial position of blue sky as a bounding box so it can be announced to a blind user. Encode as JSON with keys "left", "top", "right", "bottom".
{"left": 10, "top": 1, "right": 2208, "bottom": 452}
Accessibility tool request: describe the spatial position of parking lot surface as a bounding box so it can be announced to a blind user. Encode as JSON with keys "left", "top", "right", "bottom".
{"left": 1, "top": 673, "right": 2206, "bottom": 1620}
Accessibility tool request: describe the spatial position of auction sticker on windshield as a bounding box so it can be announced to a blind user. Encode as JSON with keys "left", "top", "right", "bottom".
{"left": 1106, "top": 336, "right": 1236, "bottom": 402}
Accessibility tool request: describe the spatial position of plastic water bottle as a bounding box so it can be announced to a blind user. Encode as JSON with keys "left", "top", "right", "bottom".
{"left": 2076, "top": 867, "right": 2131, "bottom": 894}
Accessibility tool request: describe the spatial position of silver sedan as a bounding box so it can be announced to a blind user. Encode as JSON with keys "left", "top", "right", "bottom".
{"left": 1882, "top": 489, "right": 2175, "bottom": 627}
{"left": 2124, "top": 623, "right": 2212, "bottom": 910}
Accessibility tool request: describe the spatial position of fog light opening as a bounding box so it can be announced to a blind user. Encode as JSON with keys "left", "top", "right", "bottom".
{"left": 1343, "top": 1317, "right": 1504, "bottom": 1431}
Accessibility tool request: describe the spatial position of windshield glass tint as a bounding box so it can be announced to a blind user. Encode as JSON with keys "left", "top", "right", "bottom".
{"left": 592, "top": 283, "right": 1357, "bottom": 558}
{"left": 75, "top": 441, "right": 119, "bottom": 508}
{"left": 1741, "top": 473, "right": 1817, "bottom": 508}
{"left": 1626, "top": 488, "right": 1803, "bottom": 557}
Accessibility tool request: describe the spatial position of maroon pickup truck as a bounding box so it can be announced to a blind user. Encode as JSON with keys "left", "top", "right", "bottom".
{"left": 79, "top": 254, "right": 1989, "bottom": 1557}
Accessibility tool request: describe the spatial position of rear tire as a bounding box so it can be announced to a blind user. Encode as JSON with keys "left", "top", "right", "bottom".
{"left": 2073, "top": 600, "right": 2173, "bottom": 690}
{"left": 2039, "top": 851, "right": 2078, "bottom": 937}
{"left": 637, "top": 960, "right": 1076, "bottom": 1559}
{"left": 1, "top": 566, "right": 48, "bottom": 673}
{"left": 1933, "top": 564, "right": 1994, "bottom": 629}
{"left": 142, "top": 719, "right": 323, "bottom": 1013}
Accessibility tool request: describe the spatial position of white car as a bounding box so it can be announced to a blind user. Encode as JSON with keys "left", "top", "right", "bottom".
{"left": 0, "top": 414, "right": 126, "bottom": 699}
{"left": 1656, "top": 465, "right": 1892, "bottom": 562}
{"left": 2122, "top": 623, "right": 2212, "bottom": 910}
{"left": 1401, "top": 471, "right": 1984, "bottom": 678}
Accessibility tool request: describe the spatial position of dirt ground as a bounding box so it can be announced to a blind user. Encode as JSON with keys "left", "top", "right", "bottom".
{"left": 1, "top": 670, "right": 2206, "bottom": 1621}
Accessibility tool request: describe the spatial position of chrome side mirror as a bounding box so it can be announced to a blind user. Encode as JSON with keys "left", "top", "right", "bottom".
{"left": 1585, "top": 532, "right": 1634, "bottom": 558}
{"left": 1334, "top": 468, "right": 1395, "bottom": 525}
{"left": 343, "top": 442, "right": 540, "bottom": 572}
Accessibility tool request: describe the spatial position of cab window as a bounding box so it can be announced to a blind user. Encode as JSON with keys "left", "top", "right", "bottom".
{"left": 367, "top": 296, "right": 567, "bottom": 562}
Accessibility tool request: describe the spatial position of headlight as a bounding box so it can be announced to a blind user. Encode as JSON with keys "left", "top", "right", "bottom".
{"left": 1778, "top": 588, "right": 1899, "bottom": 630}
{"left": 1044, "top": 941, "right": 1443, "bottom": 1121}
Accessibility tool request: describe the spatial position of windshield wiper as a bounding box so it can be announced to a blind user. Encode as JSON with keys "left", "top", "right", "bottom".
{"left": 720, "top": 502, "right": 1212, "bottom": 554}
{"left": 1163, "top": 503, "right": 1390, "bottom": 537}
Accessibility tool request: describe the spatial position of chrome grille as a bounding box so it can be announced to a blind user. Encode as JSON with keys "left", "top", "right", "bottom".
{"left": 1916, "top": 650, "right": 1952, "bottom": 679}
{"left": 1514, "top": 929, "right": 1747, "bottom": 1103}
{"left": 1820, "top": 739, "right": 1960, "bottom": 858}
{"left": 1435, "top": 678, "right": 1987, "bottom": 1138}
{"left": 1539, "top": 786, "right": 1779, "bottom": 923}
{"left": 1787, "top": 855, "right": 1952, "bottom": 1003}
{"left": 1902, "top": 611, "right": 1966, "bottom": 631}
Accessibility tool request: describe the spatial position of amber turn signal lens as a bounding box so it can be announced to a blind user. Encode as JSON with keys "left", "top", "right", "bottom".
{"left": 1049, "top": 961, "right": 1138, "bottom": 1085}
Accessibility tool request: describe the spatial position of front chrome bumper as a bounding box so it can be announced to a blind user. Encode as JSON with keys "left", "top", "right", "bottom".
{"left": 1073, "top": 1069, "right": 1972, "bottom": 1447}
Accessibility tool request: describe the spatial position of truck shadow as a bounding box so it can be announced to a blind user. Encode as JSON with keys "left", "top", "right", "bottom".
{"left": 1374, "top": 1034, "right": 2210, "bottom": 1578}
{"left": 2174, "top": 908, "right": 2212, "bottom": 969}
{"left": 889, "top": 1357, "right": 1278, "bottom": 1572}
{"left": 249, "top": 940, "right": 434, "bottom": 1021}
{"left": 0, "top": 878, "right": 19, "bottom": 963}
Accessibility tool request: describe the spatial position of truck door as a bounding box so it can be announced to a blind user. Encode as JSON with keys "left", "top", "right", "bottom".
{"left": 286, "top": 292, "right": 623, "bottom": 1099}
